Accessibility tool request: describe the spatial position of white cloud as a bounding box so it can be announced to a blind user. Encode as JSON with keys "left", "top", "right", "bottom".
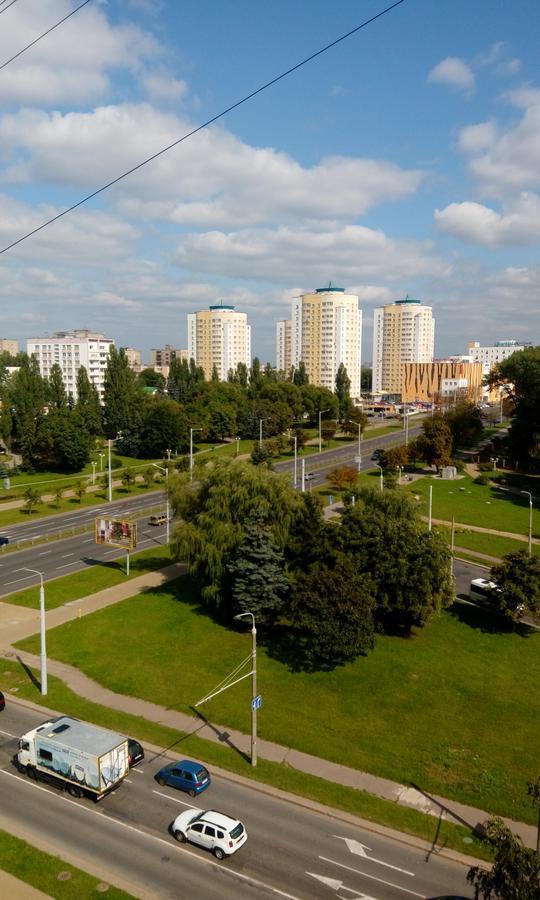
{"left": 435, "top": 193, "right": 540, "bottom": 246}
{"left": 0, "top": 103, "right": 424, "bottom": 226}
{"left": 458, "top": 121, "right": 496, "bottom": 154}
{"left": 143, "top": 73, "right": 188, "bottom": 103}
{"left": 427, "top": 57, "right": 475, "bottom": 93}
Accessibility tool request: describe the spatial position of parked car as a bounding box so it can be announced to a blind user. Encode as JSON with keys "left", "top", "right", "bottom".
{"left": 156, "top": 759, "right": 211, "bottom": 796}
{"left": 127, "top": 738, "right": 145, "bottom": 768}
{"left": 371, "top": 449, "right": 384, "bottom": 462}
{"left": 149, "top": 514, "right": 167, "bottom": 526}
{"left": 171, "top": 808, "right": 247, "bottom": 859}
{"left": 0, "top": 691, "right": 5, "bottom": 711}
{"left": 0, "top": 536, "right": 9, "bottom": 547}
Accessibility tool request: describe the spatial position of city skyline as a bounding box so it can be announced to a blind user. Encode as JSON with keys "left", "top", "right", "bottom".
{"left": 0, "top": 1, "right": 539, "bottom": 362}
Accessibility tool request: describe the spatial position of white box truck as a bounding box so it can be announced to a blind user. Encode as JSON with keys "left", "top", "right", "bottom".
{"left": 17, "top": 715, "right": 129, "bottom": 800}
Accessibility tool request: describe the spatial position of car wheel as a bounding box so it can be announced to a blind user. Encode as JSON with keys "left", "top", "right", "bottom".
{"left": 173, "top": 830, "right": 186, "bottom": 843}
{"left": 188, "top": 788, "right": 196, "bottom": 797}
{"left": 26, "top": 767, "right": 37, "bottom": 779}
{"left": 67, "top": 783, "right": 82, "bottom": 798}
{"left": 157, "top": 777, "right": 166, "bottom": 786}
{"left": 213, "top": 847, "right": 225, "bottom": 860}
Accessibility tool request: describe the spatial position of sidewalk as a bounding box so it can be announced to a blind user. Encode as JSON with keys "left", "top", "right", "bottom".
{"left": 0, "top": 871, "right": 50, "bottom": 899}
{"left": 1, "top": 565, "right": 536, "bottom": 851}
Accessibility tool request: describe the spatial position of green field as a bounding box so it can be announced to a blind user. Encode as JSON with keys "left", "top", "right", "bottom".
{"left": 17, "top": 576, "right": 540, "bottom": 825}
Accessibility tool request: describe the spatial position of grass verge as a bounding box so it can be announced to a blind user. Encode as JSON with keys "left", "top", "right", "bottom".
{"left": 0, "top": 828, "right": 135, "bottom": 899}
{"left": 0, "top": 657, "right": 491, "bottom": 863}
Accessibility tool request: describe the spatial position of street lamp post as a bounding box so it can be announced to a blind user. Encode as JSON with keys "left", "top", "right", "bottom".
{"left": 301, "top": 457, "right": 306, "bottom": 492}
{"left": 98, "top": 451, "right": 105, "bottom": 472}
{"left": 234, "top": 612, "right": 257, "bottom": 767}
{"left": 20, "top": 568, "right": 47, "bottom": 695}
{"left": 107, "top": 438, "right": 113, "bottom": 502}
{"left": 258, "top": 418, "right": 270, "bottom": 449}
{"left": 375, "top": 463, "right": 383, "bottom": 492}
{"left": 235, "top": 437, "right": 240, "bottom": 458}
{"left": 397, "top": 465, "right": 403, "bottom": 485}
{"left": 91, "top": 461, "right": 97, "bottom": 485}
{"left": 428, "top": 484, "right": 433, "bottom": 532}
{"left": 521, "top": 491, "right": 533, "bottom": 558}
{"left": 153, "top": 464, "right": 170, "bottom": 545}
{"left": 318, "top": 408, "right": 330, "bottom": 453}
{"left": 166, "top": 448, "right": 172, "bottom": 461}
{"left": 404, "top": 405, "right": 410, "bottom": 446}
{"left": 189, "top": 427, "right": 202, "bottom": 482}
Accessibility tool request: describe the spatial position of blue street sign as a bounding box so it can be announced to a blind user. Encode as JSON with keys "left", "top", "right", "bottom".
{"left": 251, "top": 694, "right": 262, "bottom": 711}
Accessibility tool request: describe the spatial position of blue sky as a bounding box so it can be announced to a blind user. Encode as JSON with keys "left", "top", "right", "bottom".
{"left": 0, "top": 0, "right": 539, "bottom": 364}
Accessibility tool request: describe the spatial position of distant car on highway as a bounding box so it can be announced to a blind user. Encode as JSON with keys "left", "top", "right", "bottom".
{"left": 149, "top": 514, "right": 167, "bottom": 526}
{"left": 0, "top": 535, "right": 9, "bottom": 547}
{"left": 0, "top": 691, "right": 5, "bottom": 711}
{"left": 171, "top": 808, "right": 247, "bottom": 859}
{"left": 371, "top": 449, "right": 384, "bottom": 462}
{"left": 156, "top": 759, "right": 211, "bottom": 796}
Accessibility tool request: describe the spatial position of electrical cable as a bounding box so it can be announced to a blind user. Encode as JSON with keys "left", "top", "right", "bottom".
{"left": 0, "top": 0, "right": 406, "bottom": 256}
{"left": 0, "top": 0, "right": 93, "bottom": 69}
{"left": 0, "top": 0, "right": 20, "bottom": 16}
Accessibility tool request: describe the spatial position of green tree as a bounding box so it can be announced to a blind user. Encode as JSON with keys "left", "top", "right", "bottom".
{"left": 121, "top": 469, "right": 135, "bottom": 492}
{"left": 490, "top": 550, "right": 540, "bottom": 622}
{"left": 444, "top": 400, "right": 483, "bottom": 447}
{"left": 292, "top": 361, "right": 309, "bottom": 386}
{"left": 75, "top": 367, "right": 102, "bottom": 435}
{"left": 138, "top": 368, "right": 166, "bottom": 390}
{"left": 34, "top": 409, "right": 92, "bottom": 472}
{"left": 467, "top": 817, "right": 540, "bottom": 899}
{"left": 321, "top": 420, "right": 338, "bottom": 445}
{"left": 486, "top": 345, "right": 540, "bottom": 470}
{"left": 143, "top": 466, "right": 156, "bottom": 490}
{"left": 10, "top": 356, "right": 46, "bottom": 464}
{"left": 23, "top": 486, "right": 41, "bottom": 513}
{"left": 335, "top": 363, "right": 352, "bottom": 423}
{"left": 342, "top": 408, "right": 368, "bottom": 437}
{"left": 528, "top": 777, "right": 540, "bottom": 855}
{"left": 102, "top": 347, "right": 143, "bottom": 439}
{"left": 168, "top": 358, "right": 205, "bottom": 404}
{"left": 328, "top": 466, "right": 359, "bottom": 491}
{"left": 170, "top": 461, "right": 302, "bottom": 610}
{"left": 227, "top": 510, "right": 290, "bottom": 625}
{"left": 411, "top": 415, "right": 453, "bottom": 471}
{"left": 46, "top": 363, "right": 67, "bottom": 410}
{"left": 73, "top": 479, "right": 86, "bottom": 503}
{"left": 290, "top": 427, "right": 308, "bottom": 451}
{"left": 339, "top": 488, "right": 453, "bottom": 633}
{"left": 380, "top": 444, "right": 409, "bottom": 471}
{"left": 53, "top": 485, "right": 64, "bottom": 507}
{"left": 138, "top": 396, "right": 188, "bottom": 458}
{"left": 250, "top": 442, "right": 272, "bottom": 467}
{"left": 289, "top": 555, "right": 375, "bottom": 669}
{"left": 361, "top": 366, "right": 372, "bottom": 391}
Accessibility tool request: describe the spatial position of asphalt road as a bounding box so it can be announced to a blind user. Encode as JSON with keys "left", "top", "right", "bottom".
{"left": 0, "top": 703, "right": 473, "bottom": 900}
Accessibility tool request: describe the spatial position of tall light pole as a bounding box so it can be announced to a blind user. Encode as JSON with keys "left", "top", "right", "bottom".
{"left": 91, "top": 461, "right": 97, "bottom": 485}
{"left": 259, "top": 417, "right": 269, "bottom": 449}
{"left": 166, "top": 448, "right": 172, "bottom": 461}
{"left": 98, "top": 451, "right": 105, "bottom": 472}
{"left": 20, "top": 568, "right": 47, "bottom": 695}
{"left": 428, "top": 484, "right": 433, "bottom": 532}
{"left": 301, "top": 457, "right": 306, "bottom": 492}
{"left": 375, "top": 463, "right": 383, "bottom": 492}
{"left": 292, "top": 433, "right": 298, "bottom": 487}
{"left": 153, "top": 464, "right": 170, "bottom": 545}
{"left": 107, "top": 438, "right": 113, "bottom": 502}
{"left": 189, "top": 427, "right": 202, "bottom": 482}
{"left": 234, "top": 612, "right": 257, "bottom": 767}
{"left": 404, "top": 405, "right": 410, "bottom": 446}
{"left": 522, "top": 491, "right": 533, "bottom": 558}
{"left": 318, "top": 408, "right": 330, "bottom": 453}
{"left": 235, "top": 437, "right": 240, "bottom": 458}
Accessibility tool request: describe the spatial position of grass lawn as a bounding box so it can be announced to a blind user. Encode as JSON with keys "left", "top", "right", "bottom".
{"left": 17, "top": 577, "right": 540, "bottom": 826}
{"left": 2, "top": 546, "right": 171, "bottom": 608}
{"left": 0, "top": 829, "right": 135, "bottom": 899}
{"left": 404, "top": 473, "right": 540, "bottom": 538}
{"left": 448, "top": 527, "right": 540, "bottom": 560}
{"left": 0, "top": 658, "right": 491, "bottom": 862}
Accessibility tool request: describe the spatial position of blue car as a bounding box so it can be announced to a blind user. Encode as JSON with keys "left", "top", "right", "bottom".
{"left": 156, "top": 759, "right": 211, "bottom": 796}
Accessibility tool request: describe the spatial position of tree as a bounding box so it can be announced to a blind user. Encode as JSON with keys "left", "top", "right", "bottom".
{"left": 361, "top": 366, "right": 372, "bottom": 391}
{"left": 289, "top": 555, "right": 375, "bottom": 669}
{"left": 445, "top": 400, "right": 483, "bottom": 447}
{"left": 486, "top": 346, "right": 540, "bottom": 470}
{"left": 380, "top": 444, "right": 409, "bottom": 472}
{"left": 168, "top": 358, "right": 205, "bottom": 404}
{"left": 75, "top": 367, "right": 102, "bottom": 435}
{"left": 10, "top": 356, "right": 45, "bottom": 464}
{"left": 250, "top": 442, "right": 272, "bottom": 467}
{"left": 170, "top": 461, "right": 302, "bottom": 611}
{"left": 121, "top": 469, "right": 135, "bottom": 492}
{"left": 411, "top": 415, "right": 453, "bottom": 471}
{"left": 137, "top": 396, "right": 188, "bottom": 458}
{"left": 335, "top": 363, "right": 352, "bottom": 423}
{"left": 342, "top": 408, "right": 368, "bottom": 437}
{"left": 467, "top": 817, "right": 540, "bottom": 899}
{"left": 490, "top": 551, "right": 540, "bottom": 622}
{"left": 338, "top": 488, "right": 453, "bottom": 633}
{"left": 292, "top": 361, "right": 309, "bottom": 386}
{"left": 328, "top": 466, "right": 359, "bottom": 491}
{"left": 138, "top": 368, "right": 166, "bottom": 390}
{"left": 46, "top": 363, "right": 67, "bottom": 410}
{"left": 53, "top": 485, "right": 64, "bottom": 507}
{"left": 73, "top": 479, "right": 86, "bottom": 503}
{"left": 527, "top": 777, "right": 540, "bottom": 855}
{"left": 102, "top": 347, "right": 143, "bottom": 439}
{"left": 227, "top": 510, "right": 290, "bottom": 625}
{"left": 34, "top": 409, "right": 92, "bottom": 472}
{"left": 23, "top": 487, "right": 41, "bottom": 514}
{"left": 143, "top": 466, "right": 156, "bottom": 490}
{"left": 321, "top": 420, "right": 338, "bottom": 445}
{"left": 290, "top": 427, "right": 308, "bottom": 451}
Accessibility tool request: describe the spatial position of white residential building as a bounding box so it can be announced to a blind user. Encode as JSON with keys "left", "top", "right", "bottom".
{"left": 27, "top": 330, "right": 114, "bottom": 401}
{"left": 187, "top": 303, "right": 251, "bottom": 381}
{"left": 467, "top": 340, "right": 527, "bottom": 374}
{"left": 276, "top": 319, "right": 292, "bottom": 374}
{"left": 288, "top": 284, "right": 362, "bottom": 397}
{"left": 372, "top": 296, "right": 435, "bottom": 395}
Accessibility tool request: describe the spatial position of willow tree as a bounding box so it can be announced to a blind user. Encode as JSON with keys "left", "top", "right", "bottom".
{"left": 170, "top": 460, "right": 302, "bottom": 613}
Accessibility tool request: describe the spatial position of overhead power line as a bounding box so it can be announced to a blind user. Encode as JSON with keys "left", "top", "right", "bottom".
{"left": 0, "top": 0, "right": 20, "bottom": 16}
{"left": 0, "top": 0, "right": 93, "bottom": 69}
{"left": 0, "top": 0, "right": 406, "bottom": 256}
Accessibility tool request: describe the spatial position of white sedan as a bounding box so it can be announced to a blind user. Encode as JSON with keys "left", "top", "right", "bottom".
{"left": 171, "top": 808, "right": 247, "bottom": 859}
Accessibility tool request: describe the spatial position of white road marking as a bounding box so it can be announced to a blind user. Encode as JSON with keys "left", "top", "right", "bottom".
{"left": 61, "top": 553, "right": 75, "bottom": 558}
{"left": 334, "top": 836, "right": 414, "bottom": 876}
{"left": 319, "top": 857, "right": 425, "bottom": 898}
{"left": 307, "top": 872, "right": 377, "bottom": 898}
{"left": 4, "top": 577, "right": 34, "bottom": 586}
{"left": 0, "top": 769, "right": 300, "bottom": 898}
{"left": 55, "top": 562, "right": 80, "bottom": 570}
{"left": 0, "top": 728, "right": 18, "bottom": 738}
{"left": 38, "top": 550, "right": 52, "bottom": 556}
{"left": 151, "top": 789, "right": 197, "bottom": 808}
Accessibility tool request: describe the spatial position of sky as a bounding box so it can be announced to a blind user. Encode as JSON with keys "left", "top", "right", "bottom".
{"left": 0, "top": 0, "right": 539, "bottom": 365}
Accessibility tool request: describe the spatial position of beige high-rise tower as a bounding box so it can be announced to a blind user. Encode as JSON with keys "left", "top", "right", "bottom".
{"left": 187, "top": 303, "right": 251, "bottom": 381}
{"left": 288, "top": 284, "right": 362, "bottom": 397}
{"left": 372, "top": 296, "right": 435, "bottom": 395}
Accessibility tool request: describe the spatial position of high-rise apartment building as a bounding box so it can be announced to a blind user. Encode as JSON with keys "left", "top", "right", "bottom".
{"left": 276, "top": 320, "right": 292, "bottom": 374}
{"left": 27, "top": 329, "right": 114, "bottom": 401}
{"left": 289, "top": 285, "right": 362, "bottom": 397}
{"left": 372, "top": 296, "right": 435, "bottom": 395}
{"left": 0, "top": 339, "right": 19, "bottom": 356}
{"left": 150, "top": 345, "right": 188, "bottom": 367}
{"left": 187, "top": 303, "right": 251, "bottom": 381}
{"left": 467, "top": 340, "right": 527, "bottom": 374}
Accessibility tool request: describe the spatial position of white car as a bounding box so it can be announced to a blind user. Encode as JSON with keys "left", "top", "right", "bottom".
{"left": 171, "top": 808, "right": 247, "bottom": 859}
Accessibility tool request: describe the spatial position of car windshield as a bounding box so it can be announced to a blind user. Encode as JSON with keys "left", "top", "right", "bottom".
{"left": 195, "top": 769, "right": 207, "bottom": 781}
{"left": 229, "top": 822, "right": 244, "bottom": 839}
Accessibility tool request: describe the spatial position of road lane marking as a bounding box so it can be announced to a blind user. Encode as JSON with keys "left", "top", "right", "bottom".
{"left": 0, "top": 729, "right": 18, "bottom": 738}
{"left": 38, "top": 550, "right": 52, "bottom": 556}
{"left": 55, "top": 562, "right": 80, "bottom": 570}
{"left": 152, "top": 789, "right": 197, "bottom": 808}
{"left": 319, "top": 857, "right": 425, "bottom": 898}
{"left": 307, "top": 873, "right": 377, "bottom": 898}
{"left": 4, "top": 577, "right": 34, "bottom": 586}
{"left": 334, "top": 836, "right": 414, "bottom": 875}
{"left": 0, "top": 769, "right": 300, "bottom": 899}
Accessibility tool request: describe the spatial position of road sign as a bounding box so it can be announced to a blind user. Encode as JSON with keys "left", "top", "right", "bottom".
{"left": 251, "top": 694, "right": 262, "bottom": 711}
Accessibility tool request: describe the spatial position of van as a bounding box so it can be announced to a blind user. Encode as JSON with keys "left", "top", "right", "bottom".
{"left": 149, "top": 514, "right": 167, "bottom": 526}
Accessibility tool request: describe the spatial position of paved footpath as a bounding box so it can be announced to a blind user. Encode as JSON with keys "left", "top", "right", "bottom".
{"left": 1, "top": 564, "right": 536, "bottom": 851}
